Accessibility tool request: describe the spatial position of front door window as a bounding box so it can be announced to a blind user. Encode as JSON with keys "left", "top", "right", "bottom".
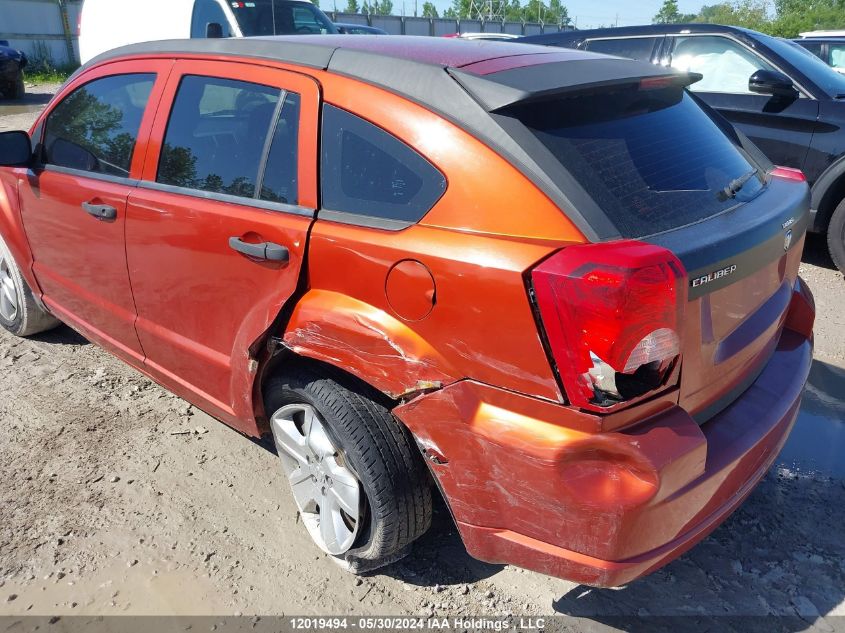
{"left": 671, "top": 36, "right": 777, "bottom": 94}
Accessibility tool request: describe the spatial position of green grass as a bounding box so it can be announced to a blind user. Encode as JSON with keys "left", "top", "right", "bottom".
{"left": 24, "top": 64, "right": 78, "bottom": 85}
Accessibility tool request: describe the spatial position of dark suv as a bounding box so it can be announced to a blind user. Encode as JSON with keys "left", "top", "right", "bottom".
{"left": 521, "top": 23, "right": 845, "bottom": 272}
{"left": 0, "top": 40, "right": 26, "bottom": 100}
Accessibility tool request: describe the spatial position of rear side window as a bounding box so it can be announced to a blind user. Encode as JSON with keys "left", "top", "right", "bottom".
{"left": 585, "top": 37, "right": 660, "bottom": 61}
{"left": 157, "top": 75, "right": 299, "bottom": 204}
{"left": 320, "top": 105, "right": 446, "bottom": 224}
{"left": 43, "top": 74, "right": 155, "bottom": 177}
{"left": 509, "top": 86, "right": 764, "bottom": 238}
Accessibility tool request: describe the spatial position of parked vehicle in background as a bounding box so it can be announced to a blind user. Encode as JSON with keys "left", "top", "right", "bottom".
{"left": 0, "top": 35, "right": 814, "bottom": 586}
{"left": 334, "top": 23, "right": 387, "bottom": 34}
{"left": 795, "top": 32, "right": 845, "bottom": 74}
{"left": 78, "top": 0, "right": 337, "bottom": 63}
{"left": 442, "top": 32, "right": 518, "bottom": 40}
{"left": 521, "top": 23, "right": 845, "bottom": 273}
{"left": 0, "top": 40, "right": 27, "bottom": 100}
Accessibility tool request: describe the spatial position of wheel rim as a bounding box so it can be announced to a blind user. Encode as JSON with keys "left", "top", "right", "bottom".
{"left": 270, "top": 403, "right": 362, "bottom": 555}
{"left": 0, "top": 256, "right": 18, "bottom": 322}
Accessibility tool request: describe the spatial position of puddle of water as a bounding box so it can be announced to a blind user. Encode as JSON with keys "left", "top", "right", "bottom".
{"left": 0, "top": 103, "right": 45, "bottom": 116}
{"left": 778, "top": 360, "right": 845, "bottom": 479}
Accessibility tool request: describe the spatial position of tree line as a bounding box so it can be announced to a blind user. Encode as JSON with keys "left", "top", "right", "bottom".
{"left": 339, "top": 0, "right": 570, "bottom": 23}
{"left": 654, "top": 0, "right": 845, "bottom": 38}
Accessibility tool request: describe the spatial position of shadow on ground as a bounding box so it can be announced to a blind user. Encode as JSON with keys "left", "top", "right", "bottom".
{"left": 30, "top": 324, "right": 88, "bottom": 346}
{"left": 378, "top": 495, "right": 504, "bottom": 586}
{"left": 802, "top": 232, "right": 837, "bottom": 271}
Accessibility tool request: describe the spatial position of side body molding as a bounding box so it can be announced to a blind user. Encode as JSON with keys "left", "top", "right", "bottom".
{"left": 282, "top": 289, "right": 460, "bottom": 399}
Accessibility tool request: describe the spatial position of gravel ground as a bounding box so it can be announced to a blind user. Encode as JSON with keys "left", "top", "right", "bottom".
{"left": 0, "top": 84, "right": 843, "bottom": 631}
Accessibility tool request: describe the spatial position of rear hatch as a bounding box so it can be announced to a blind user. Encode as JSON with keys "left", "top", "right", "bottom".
{"left": 493, "top": 77, "right": 810, "bottom": 419}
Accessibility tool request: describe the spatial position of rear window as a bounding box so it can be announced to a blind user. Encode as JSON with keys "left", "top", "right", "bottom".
{"left": 509, "top": 86, "right": 764, "bottom": 238}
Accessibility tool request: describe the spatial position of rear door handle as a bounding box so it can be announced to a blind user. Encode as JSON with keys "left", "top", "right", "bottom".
{"left": 228, "top": 237, "right": 289, "bottom": 263}
{"left": 81, "top": 201, "right": 117, "bottom": 221}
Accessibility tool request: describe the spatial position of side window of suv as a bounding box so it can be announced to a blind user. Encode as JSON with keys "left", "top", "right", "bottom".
{"left": 191, "top": 0, "right": 233, "bottom": 37}
{"left": 157, "top": 75, "right": 300, "bottom": 204}
{"left": 671, "top": 35, "right": 778, "bottom": 94}
{"left": 585, "top": 37, "right": 660, "bottom": 62}
{"left": 320, "top": 105, "right": 447, "bottom": 225}
{"left": 42, "top": 74, "right": 155, "bottom": 177}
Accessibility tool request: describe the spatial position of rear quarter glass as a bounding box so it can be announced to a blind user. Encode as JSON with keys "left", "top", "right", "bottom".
{"left": 505, "top": 85, "right": 765, "bottom": 238}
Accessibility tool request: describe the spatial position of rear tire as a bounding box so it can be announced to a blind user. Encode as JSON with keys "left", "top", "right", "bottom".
{"left": 264, "top": 363, "right": 432, "bottom": 572}
{"left": 0, "top": 236, "right": 59, "bottom": 337}
{"left": 827, "top": 199, "right": 845, "bottom": 274}
{"left": 11, "top": 74, "right": 25, "bottom": 100}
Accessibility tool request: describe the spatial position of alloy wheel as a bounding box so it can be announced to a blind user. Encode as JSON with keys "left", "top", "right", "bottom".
{"left": 0, "top": 256, "right": 18, "bottom": 323}
{"left": 270, "top": 403, "right": 362, "bottom": 555}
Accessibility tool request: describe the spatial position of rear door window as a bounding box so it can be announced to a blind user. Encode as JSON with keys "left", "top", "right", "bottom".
{"left": 584, "top": 37, "right": 660, "bottom": 62}
{"left": 157, "top": 75, "right": 299, "bottom": 204}
{"left": 508, "top": 85, "right": 764, "bottom": 238}
{"left": 320, "top": 105, "right": 447, "bottom": 225}
{"left": 43, "top": 74, "right": 155, "bottom": 177}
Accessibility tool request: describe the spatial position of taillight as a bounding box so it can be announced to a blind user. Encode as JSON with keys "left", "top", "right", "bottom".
{"left": 770, "top": 166, "right": 806, "bottom": 182}
{"left": 531, "top": 240, "right": 687, "bottom": 412}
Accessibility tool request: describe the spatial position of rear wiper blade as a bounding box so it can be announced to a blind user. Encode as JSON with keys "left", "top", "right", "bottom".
{"left": 717, "top": 169, "right": 757, "bottom": 201}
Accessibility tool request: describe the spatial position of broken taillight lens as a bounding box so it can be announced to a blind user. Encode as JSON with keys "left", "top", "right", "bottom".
{"left": 531, "top": 240, "right": 687, "bottom": 411}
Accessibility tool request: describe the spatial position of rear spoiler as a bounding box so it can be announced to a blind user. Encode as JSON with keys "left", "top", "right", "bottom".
{"left": 449, "top": 58, "right": 702, "bottom": 112}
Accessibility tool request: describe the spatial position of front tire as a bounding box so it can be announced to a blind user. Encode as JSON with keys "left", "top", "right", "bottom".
{"left": 265, "top": 363, "right": 432, "bottom": 572}
{"left": 0, "top": 236, "right": 59, "bottom": 337}
{"left": 828, "top": 198, "right": 845, "bottom": 274}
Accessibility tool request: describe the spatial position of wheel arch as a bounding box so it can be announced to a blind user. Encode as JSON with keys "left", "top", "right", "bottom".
{"left": 252, "top": 289, "right": 461, "bottom": 437}
{"left": 810, "top": 156, "right": 845, "bottom": 233}
{"left": 0, "top": 171, "right": 43, "bottom": 299}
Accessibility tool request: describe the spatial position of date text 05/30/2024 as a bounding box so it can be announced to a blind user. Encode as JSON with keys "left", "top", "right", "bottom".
{"left": 289, "top": 618, "right": 547, "bottom": 631}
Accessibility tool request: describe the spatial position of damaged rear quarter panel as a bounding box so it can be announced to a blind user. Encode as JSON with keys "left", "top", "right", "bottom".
{"left": 284, "top": 289, "right": 459, "bottom": 398}
{"left": 290, "top": 221, "right": 569, "bottom": 402}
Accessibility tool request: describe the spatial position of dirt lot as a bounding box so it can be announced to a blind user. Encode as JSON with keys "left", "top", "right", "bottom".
{"left": 0, "top": 83, "right": 844, "bottom": 631}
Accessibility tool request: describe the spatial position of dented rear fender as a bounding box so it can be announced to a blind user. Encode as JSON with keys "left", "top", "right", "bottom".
{"left": 281, "top": 289, "right": 460, "bottom": 400}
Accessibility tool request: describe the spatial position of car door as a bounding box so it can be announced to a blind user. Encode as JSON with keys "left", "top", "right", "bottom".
{"left": 17, "top": 61, "right": 170, "bottom": 360}
{"left": 667, "top": 34, "right": 819, "bottom": 171}
{"left": 125, "top": 60, "right": 318, "bottom": 431}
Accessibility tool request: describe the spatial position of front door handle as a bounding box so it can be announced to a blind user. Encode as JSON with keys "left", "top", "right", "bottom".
{"left": 228, "top": 237, "right": 289, "bottom": 263}
{"left": 81, "top": 201, "right": 117, "bottom": 221}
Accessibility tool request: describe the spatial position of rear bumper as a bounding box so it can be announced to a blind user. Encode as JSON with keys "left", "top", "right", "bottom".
{"left": 395, "top": 290, "right": 813, "bottom": 586}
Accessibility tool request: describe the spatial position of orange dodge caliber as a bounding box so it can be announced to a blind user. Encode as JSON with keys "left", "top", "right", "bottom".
{"left": 0, "top": 36, "right": 815, "bottom": 586}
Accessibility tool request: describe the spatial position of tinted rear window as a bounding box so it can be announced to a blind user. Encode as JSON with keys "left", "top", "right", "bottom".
{"left": 510, "top": 86, "right": 764, "bottom": 237}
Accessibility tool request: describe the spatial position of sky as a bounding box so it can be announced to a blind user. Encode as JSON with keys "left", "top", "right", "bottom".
{"left": 421, "top": 0, "right": 708, "bottom": 28}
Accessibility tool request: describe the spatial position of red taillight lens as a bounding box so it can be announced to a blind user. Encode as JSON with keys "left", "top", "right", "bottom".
{"left": 531, "top": 240, "right": 687, "bottom": 411}
{"left": 770, "top": 166, "right": 806, "bottom": 182}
